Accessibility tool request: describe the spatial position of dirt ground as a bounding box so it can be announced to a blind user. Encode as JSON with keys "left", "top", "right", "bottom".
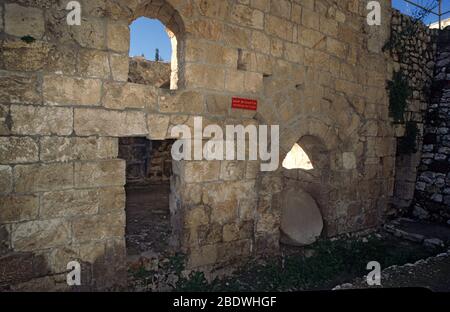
{"left": 125, "top": 184, "right": 171, "bottom": 257}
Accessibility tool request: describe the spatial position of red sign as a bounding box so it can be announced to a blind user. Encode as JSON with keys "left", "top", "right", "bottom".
{"left": 232, "top": 97, "right": 258, "bottom": 111}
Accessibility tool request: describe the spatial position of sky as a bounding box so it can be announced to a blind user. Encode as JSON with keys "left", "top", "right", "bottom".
{"left": 129, "top": 17, "right": 172, "bottom": 62}
{"left": 129, "top": 1, "right": 450, "bottom": 60}
{"left": 392, "top": 0, "right": 450, "bottom": 25}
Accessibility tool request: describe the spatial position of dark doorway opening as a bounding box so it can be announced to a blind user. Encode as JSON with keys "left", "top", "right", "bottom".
{"left": 119, "top": 138, "right": 175, "bottom": 258}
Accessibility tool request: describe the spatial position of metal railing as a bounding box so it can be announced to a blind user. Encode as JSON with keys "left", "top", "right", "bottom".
{"left": 400, "top": 0, "right": 450, "bottom": 29}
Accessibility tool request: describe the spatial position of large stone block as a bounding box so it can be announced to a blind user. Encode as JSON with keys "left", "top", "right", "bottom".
{"left": 11, "top": 105, "right": 73, "bottom": 136}
{"left": 74, "top": 160, "right": 125, "bottom": 188}
{"left": 41, "top": 189, "right": 99, "bottom": 218}
{"left": 98, "top": 187, "right": 125, "bottom": 214}
{"left": 11, "top": 219, "right": 71, "bottom": 251}
{"left": 43, "top": 75, "right": 102, "bottom": 106}
{"left": 0, "top": 166, "right": 13, "bottom": 194}
{"left": 0, "top": 137, "right": 39, "bottom": 164}
{"left": 0, "top": 72, "right": 41, "bottom": 104}
{"left": 110, "top": 54, "right": 129, "bottom": 82}
{"left": 206, "top": 94, "right": 229, "bottom": 115}
{"left": 5, "top": 3, "right": 45, "bottom": 38}
{"left": 39, "top": 137, "right": 117, "bottom": 162}
{"left": 0, "top": 195, "right": 39, "bottom": 223}
{"left": 265, "top": 14, "right": 293, "bottom": 41}
{"left": 74, "top": 108, "right": 147, "bottom": 137}
{"left": 77, "top": 50, "right": 111, "bottom": 79}
{"left": 107, "top": 22, "right": 130, "bottom": 53}
{"left": 159, "top": 91, "right": 204, "bottom": 114}
{"left": 230, "top": 4, "right": 264, "bottom": 29}
{"left": 188, "top": 244, "right": 218, "bottom": 268}
{"left": 185, "top": 64, "right": 225, "bottom": 91}
{"left": 220, "top": 161, "right": 245, "bottom": 181}
{"left": 0, "top": 105, "right": 10, "bottom": 135}
{"left": 70, "top": 18, "right": 107, "bottom": 49}
{"left": 72, "top": 212, "right": 125, "bottom": 243}
{"left": 147, "top": 114, "right": 170, "bottom": 140}
{"left": 102, "top": 82, "right": 157, "bottom": 110}
{"left": 14, "top": 163, "right": 74, "bottom": 192}
{"left": 2, "top": 38, "right": 51, "bottom": 71}
{"left": 183, "top": 161, "right": 221, "bottom": 183}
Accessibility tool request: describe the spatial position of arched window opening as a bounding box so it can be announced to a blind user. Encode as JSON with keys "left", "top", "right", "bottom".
{"left": 282, "top": 143, "right": 314, "bottom": 170}
{"left": 128, "top": 17, "right": 180, "bottom": 90}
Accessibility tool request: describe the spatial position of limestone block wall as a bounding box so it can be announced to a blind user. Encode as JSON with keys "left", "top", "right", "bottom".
{"left": 389, "top": 10, "right": 439, "bottom": 212}
{"left": 0, "top": 0, "right": 400, "bottom": 290}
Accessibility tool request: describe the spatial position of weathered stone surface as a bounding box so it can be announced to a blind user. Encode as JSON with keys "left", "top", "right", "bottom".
{"left": 0, "top": 105, "right": 10, "bottom": 135}
{"left": 0, "top": 137, "right": 39, "bottom": 164}
{"left": 220, "top": 161, "right": 245, "bottom": 181}
{"left": 0, "top": 72, "right": 41, "bottom": 104}
{"left": 0, "top": 195, "right": 39, "bottom": 223}
{"left": 184, "top": 161, "right": 221, "bottom": 183}
{"left": 280, "top": 187, "right": 323, "bottom": 246}
{"left": 74, "top": 160, "right": 125, "bottom": 188}
{"left": 2, "top": 39, "right": 50, "bottom": 71}
{"left": 102, "top": 82, "right": 157, "bottom": 110}
{"left": 107, "top": 22, "right": 130, "bottom": 53}
{"left": 0, "top": 166, "right": 13, "bottom": 194}
{"left": 188, "top": 244, "right": 218, "bottom": 268}
{"left": 41, "top": 189, "right": 99, "bottom": 218}
{"left": 159, "top": 90, "right": 204, "bottom": 114}
{"left": 77, "top": 50, "right": 111, "bottom": 79}
{"left": 5, "top": 3, "right": 45, "bottom": 38}
{"left": 110, "top": 54, "right": 129, "bottom": 82}
{"left": 206, "top": 94, "right": 229, "bottom": 115}
{"left": 39, "top": 137, "right": 117, "bottom": 162}
{"left": 43, "top": 75, "right": 102, "bottom": 106}
{"left": 72, "top": 212, "right": 125, "bottom": 243}
{"left": 11, "top": 219, "right": 70, "bottom": 252}
{"left": 11, "top": 105, "right": 73, "bottom": 136}
{"left": 74, "top": 108, "right": 147, "bottom": 137}
{"left": 98, "top": 187, "right": 125, "bottom": 214}
{"left": 147, "top": 114, "right": 170, "bottom": 140}
{"left": 14, "top": 163, "right": 74, "bottom": 193}
{"left": 185, "top": 64, "right": 225, "bottom": 90}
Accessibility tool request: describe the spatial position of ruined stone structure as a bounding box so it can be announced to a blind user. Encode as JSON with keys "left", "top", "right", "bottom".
{"left": 128, "top": 57, "right": 171, "bottom": 87}
{"left": 390, "top": 11, "right": 438, "bottom": 212}
{"left": 414, "top": 29, "right": 450, "bottom": 222}
{"left": 0, "top": 0, "right": 439, "bottom": 290}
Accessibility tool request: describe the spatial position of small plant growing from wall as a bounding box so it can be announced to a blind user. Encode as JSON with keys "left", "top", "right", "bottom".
{"left": 387, "top": 71, "right": 418, "bottom": 155}
{"left": 398, "top": 121, "right": 419, "bottom": 155}
{"left": 388, "top": 71, "right": 412, "bottom": 123}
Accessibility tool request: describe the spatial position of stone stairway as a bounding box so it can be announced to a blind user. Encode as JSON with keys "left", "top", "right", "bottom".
{"left": 413, "top": 28, "right": 450, "bottom": 222}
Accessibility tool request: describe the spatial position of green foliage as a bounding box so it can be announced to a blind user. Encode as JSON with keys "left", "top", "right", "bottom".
{"left": 398, "top": 121, "right": 419, "bottom": 155}
{"left": 176, "top": 272, "right": 210, "bottom": 292}
{"left": 21, "top": 35, "right": 36, "bottom": 44}
{"left": 172, "top": 236, "right": 441, "bottom": 292}
{"left": 155, "top": 48, "right": 163, "bottom": 62}
{"left": 388, "top": 71, "right": 412, "bottom": 123}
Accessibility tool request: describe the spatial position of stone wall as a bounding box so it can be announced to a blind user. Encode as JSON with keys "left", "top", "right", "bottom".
{"left": 389, "top": 10, "right": 439, "bottom": 213}
{"left": 0, "top": 0, "right": 404, "bottom": 290}
{"left": 128, "top": 56, "right": 171, "bottom": 87}
{"left": 413, "top": 29, "right": 450, "bottom": 222}
{"left": 118, "top": 138, "right": 174, "bottom": 185}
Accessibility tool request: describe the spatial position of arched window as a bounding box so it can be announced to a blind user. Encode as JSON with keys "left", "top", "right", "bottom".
{"left": 129, "top": 2, "right": 184, "bottom": 90}
{"left": 282, "top": 143, "right": 314, "bottom": 170}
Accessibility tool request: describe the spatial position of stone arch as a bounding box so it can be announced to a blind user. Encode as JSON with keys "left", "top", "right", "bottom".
{"left": 280, "top": 134, "right": 331, "bottom": 246}
{"left": 130, "top": 0, "right": 186, "bottom": 89}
